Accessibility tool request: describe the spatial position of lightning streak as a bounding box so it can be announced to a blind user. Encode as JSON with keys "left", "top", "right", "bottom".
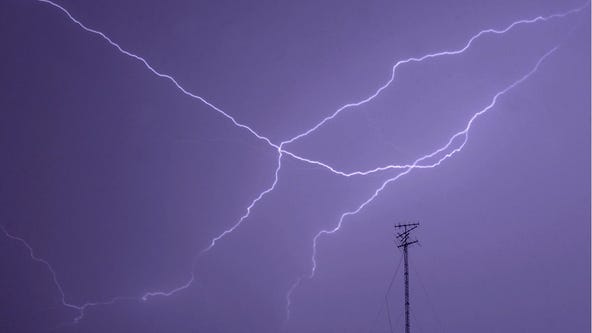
{"left": 35, "top": 0, "right": 275, "bottom": 148}
{"left": 286, "top": 45, "right": 560, "bottom": 318}
{"left": 0, "top": 224, "right": 134, "bottom": 323}
{"left": 0, "top": 225, "right": 81, "bottom": 314}
{"left": 280, "top": 1, "right": 588, "bottom": 147}
{"left": 201, "top": 149, "right": 284, "bottom": 253}
{"left": 140, "top": 273, "right": 196, "bottom": 301}
{"left": 1, "top": 224, "right": 196, "bottom": 323}
{"left": 284, "top": 277, "right": 303, "bottom": 323}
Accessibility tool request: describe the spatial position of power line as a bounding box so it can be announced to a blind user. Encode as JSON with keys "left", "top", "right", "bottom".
{"left": 367, "top": 254, "right": 403, "bottom": 333}
{"left": 412, "top": 263, "right": 446, "bottom": 333}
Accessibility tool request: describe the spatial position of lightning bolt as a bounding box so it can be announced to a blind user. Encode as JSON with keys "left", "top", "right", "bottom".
{"left": 4, "top": 0, "right": 587, "bottom": 326}
{"left": 284, "top": 277, "right": 303, "bottom": 323}
{"left": 201, "top": 149, "right": 284, "bottom": 253}
{"left": 284, "top": 45, "right": 560, "bottom": 320}
{"left": 280, "top": 1, "right": 589, "bottom": 148}
{"left": 140, "top": 274, "right": 196, "bottom": 301}
{"left": 35, "top": 0, "right": 276, "bottom": 148}
{"left": 1, "top": 223, "right": 197, "bottom": 323}
{"left": 0, "top": 224, "right": 137, "bottom": 323}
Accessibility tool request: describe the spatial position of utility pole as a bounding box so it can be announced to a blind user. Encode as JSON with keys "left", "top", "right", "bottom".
{"left": 394, "top": 223, "right": 419, "bottom": 333}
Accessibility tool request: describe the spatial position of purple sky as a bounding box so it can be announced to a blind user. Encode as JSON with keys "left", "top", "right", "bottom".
{"left": 0, "top": 1, "right": 590, "bottom": 332}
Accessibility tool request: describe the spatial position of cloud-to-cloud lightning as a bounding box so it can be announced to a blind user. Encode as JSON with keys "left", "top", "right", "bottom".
{"left": 35, "top": 0, "right": 275, "bottom": 148}
{"left": 1, "top": 223, "right": 197, "bottom": 323}
{"left": 0, "top": 225, "right": 136, "bottom": 323}
{"left": 285, "top": 45, "right": 560, "bottom": 319}
{"left": 201, "top": 149, "right": 284, "bottom": 253}
{"left": 2, "top": 0, "right": 587, "bottom": 326}
{"left": 280, "top": 2, "right": 588, "bottom": 148}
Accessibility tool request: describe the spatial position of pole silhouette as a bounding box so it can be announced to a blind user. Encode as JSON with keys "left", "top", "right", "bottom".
{"left": 394, "top": 223, "right": 419, "bottom": 333}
